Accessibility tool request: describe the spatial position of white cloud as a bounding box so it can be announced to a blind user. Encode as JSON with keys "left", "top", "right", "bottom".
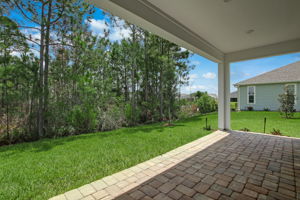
{"left": 188, "top": 74, "right": 198, "bottom": 81}
{"left": 86, "top": 18, "right": 131, "bottom": 41}
{"left": 89, "top": 19, "right": 109, "bottom": 32}
{"left": 202, "top": 72, "right": 216, "bottom": 79}
{"left": 190, "top": 85, "right": 207, "bottom": 90}
{"left": 109, "top": 26, "right": 131, "bottom": 41}
{"left": 86, "top": 19, "right": 109, "bottom": 37}
{"left": 190, "top": 60, "right": 201, "bottom": 66}
{"left": 21, "top": 28, "right": 41, "bottom": 45}
{"left": 10, "top": 49, "right": 39, "bottom": 58}
{"left": 242, "top": 72, "right": 251, "bottom": 77}
{"left": 30, "top": 49, "right": 40, "bottom": 57}
{"left": 10, "top": 51, "right": 21, "bottom": 57}
{"left": 180, "top": 47, "right": 187, "bottom": 52}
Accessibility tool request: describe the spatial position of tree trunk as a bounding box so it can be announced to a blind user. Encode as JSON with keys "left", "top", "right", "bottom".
{"left": 131, "top": 26, "right": 137, "bottom": 125}
{"left": 159, "top": 39, "right": 164, "bottom": 120}
{"left": 4, "top": 51, "right": 9, "bottom": 142}
{"left": 38, "top": 3, "right": 46, "bottom": 138}
{"left": 43, "top": 0, "right": 53, "bottom": 136}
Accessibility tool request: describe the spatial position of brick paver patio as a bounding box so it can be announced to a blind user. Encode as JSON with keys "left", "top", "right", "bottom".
{"left": 50, "top": 130, "right": 300, "bottom": 200}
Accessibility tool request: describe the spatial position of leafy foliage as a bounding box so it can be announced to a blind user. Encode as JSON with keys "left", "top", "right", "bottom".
{"left": 240, "top": 128, "right": 250, "bottom": 132}
{"left": 271, "top": 128, "right": 282, "bottom": 136}
{"left": 196, "top": 92, "right": 217, "bottom": 114}
{"left": 278, "top": 90, "right": 295, "bottom": 119}
{"left": 0, "top": 3, "right": 193, "bottom": 144}
{"left": 231, "top": 102, "right": 238, "bottom": 111}
{"left": 247, "top": 106, "right": 253, "bottom": 111}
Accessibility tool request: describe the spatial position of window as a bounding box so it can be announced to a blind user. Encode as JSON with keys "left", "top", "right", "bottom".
{"left": 247, "top": 86, "right": 255, "bottom": 104}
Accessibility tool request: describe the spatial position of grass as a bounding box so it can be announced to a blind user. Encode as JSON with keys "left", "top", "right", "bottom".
{"left": 1, "top": 111, "right": 299, "bottom": 200}
{"left": 0, "top": 114, "right": 217, "bottom": 200}
{"left": 231, "top": 111, "right": 300, "bottom": 138}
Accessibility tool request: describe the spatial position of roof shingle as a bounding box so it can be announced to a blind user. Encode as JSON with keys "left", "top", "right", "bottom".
{"left": 234, "top": 61, "right": 300, "bottom": 86}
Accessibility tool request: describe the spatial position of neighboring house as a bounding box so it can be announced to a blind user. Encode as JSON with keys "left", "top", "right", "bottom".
{"left": 208, "top": 93, "right": 218, "bottom": 100}
{"left": 179, "top": 93, "right": 193, "bottom": 100}
{"left": 234, "top": 61, "right": 300, "bottom": 111}
{"left": 230, "top": 91, "right": 238, "bottom": 102}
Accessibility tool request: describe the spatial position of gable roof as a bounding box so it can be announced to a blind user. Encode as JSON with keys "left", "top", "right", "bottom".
{"left": 230, "top": 91, "right": 238, "bottom": 98}
{"left": 235, "top": 61, "right": 300, "bottom": 86}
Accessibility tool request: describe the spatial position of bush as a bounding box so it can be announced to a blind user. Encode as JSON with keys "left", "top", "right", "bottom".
{"left": 0, "top": 114, "right": 33, "bottom": 144}
{"left": 99, "top": 105, "right": 126, "bottom": 131}
{"left": 240, "top": 128, "right": 250, "bottom": 132}
{"left": 203, "top": 125, "right": 211, "bottom": 131}
{"left": 278, "top": 90, "right": 295, "bottom": 119}
{"left": 263, "top": 107, "right": 270, "bottom": 111}
{"left": 124, "top": 103, "right": 141, "bottom": 125}
{"left": 231, "top": 102, "right": 238, "bottom": 111}
{"left": 68, "top": 104, "right": 98, "bottom": 134}
{"left": 196, "top": 94, "right": 217, "bottom": 114}
{"left": 178, "top": 104, "right": 198, "bottom": 119}
{"left": 247, "top": 106, "right": 253, "bottom": 111}
{"left": 271, "top": 128, "right": 282, "bottom": 136}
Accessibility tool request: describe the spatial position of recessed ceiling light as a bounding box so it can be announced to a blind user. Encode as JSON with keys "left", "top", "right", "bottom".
{"left": 246, "top": 29, "right": 255, "bottom": 34}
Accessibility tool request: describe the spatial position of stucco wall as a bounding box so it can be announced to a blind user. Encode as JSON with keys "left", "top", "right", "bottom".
{"left": 238, "top": 83, "right": 300, "bottom": 111}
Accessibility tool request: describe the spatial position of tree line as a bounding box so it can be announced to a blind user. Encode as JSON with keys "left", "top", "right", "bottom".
{"left": 0, "top": 0, "right": 193, "bottom": 144}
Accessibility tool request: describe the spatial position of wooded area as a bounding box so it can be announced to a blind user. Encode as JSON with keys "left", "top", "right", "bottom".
{"left": 0, "top": 0, "right": 197, "bottom": 144}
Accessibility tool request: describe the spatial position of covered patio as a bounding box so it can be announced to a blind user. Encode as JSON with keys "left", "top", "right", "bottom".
{"left": 51, "top": 0, "right": 300, "bottom": 199}
{"left": 51, "top": 131, "right": 300, "bottom": 200}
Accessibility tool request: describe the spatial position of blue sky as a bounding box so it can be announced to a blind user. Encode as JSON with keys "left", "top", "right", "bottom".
{"left": 185, "top": 52, "right": 300, "bottom": 95}
{"left": 10, "top": 4, "right": 300, "bottom": 95}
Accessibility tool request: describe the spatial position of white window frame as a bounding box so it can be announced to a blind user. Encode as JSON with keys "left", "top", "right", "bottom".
{"left": 285, "top": 83, "right": 297, "bottom": 104}
{"left": 237, "top": 86, "right": 240, "bottom": 111}
{"left": 247, "top": 86, "right": 256, "bottom": 104}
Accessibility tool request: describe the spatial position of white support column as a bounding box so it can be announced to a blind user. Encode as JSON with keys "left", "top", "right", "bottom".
{"left": 218, "top": 61, "right": 231, "bottom": 130}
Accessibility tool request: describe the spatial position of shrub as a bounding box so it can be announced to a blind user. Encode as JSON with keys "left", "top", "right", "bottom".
{"left": 231, "top": 102, "right": 238, "bottom": 111}
{"left": 124, "top": 103, "right": 141, "bottom": 125}
{"left": 178, "top": 104, "right": 198, "bottom": 119}
{"left": 0, "top": 114, "right": 32, "bottom": 144}
{"left": 278, "top": 90, "right": 295, "bottom": 119}
{"left": 55, "top": 126, "right": 75, "bottom": 137}
{"left": 99, "top": 105, "right": 126, "bottom": 131}
{"left": 240, "top": 128, "right": 250, "bottom": 132}
{"left": 247, "top": 106, "right": 253, "bottom": 111}
{"left": 196, "top": 94, "right": 217, "bottom": 114}
{"left": 271, "top": 128, "right": 282, "bottom": 136}
{"left": 263, "top": 107, "right": 270, "bottom": 111}
{"left": 68, "top": 104, "right": 98, "bottom": 134}
{"left": 203, "top": 125, "right": 211, "bottom": 131}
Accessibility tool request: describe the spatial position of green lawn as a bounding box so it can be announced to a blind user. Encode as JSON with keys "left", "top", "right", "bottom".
{"left": 231, "top": 111, "right": 300, "bottom": 138}
{"left": 0, "top": 114, "right": 217, "bottom": 200}
{"left": 1, "top": 111, "right": 299, "bottom": 200}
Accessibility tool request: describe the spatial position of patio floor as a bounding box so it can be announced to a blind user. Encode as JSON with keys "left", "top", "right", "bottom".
{"left": 50, "top": 130, "right": 300, "bottom": 200}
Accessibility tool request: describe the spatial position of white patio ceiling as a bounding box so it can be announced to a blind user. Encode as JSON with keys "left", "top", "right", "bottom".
{"left": 90, "top": 0, "right": 300, "bottom": 63}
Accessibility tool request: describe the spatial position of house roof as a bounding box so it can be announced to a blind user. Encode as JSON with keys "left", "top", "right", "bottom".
{"left": 208, "top": 93, "right": 218, "bottom": 99}
{"left": 180, "top": 93, "right": 192, "bottom": 99}
{"left": 230, "top": 91, "right": 238, "bottom": 98}
{"left": 234, "top": 61, "right": 300, "bottom": 86}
